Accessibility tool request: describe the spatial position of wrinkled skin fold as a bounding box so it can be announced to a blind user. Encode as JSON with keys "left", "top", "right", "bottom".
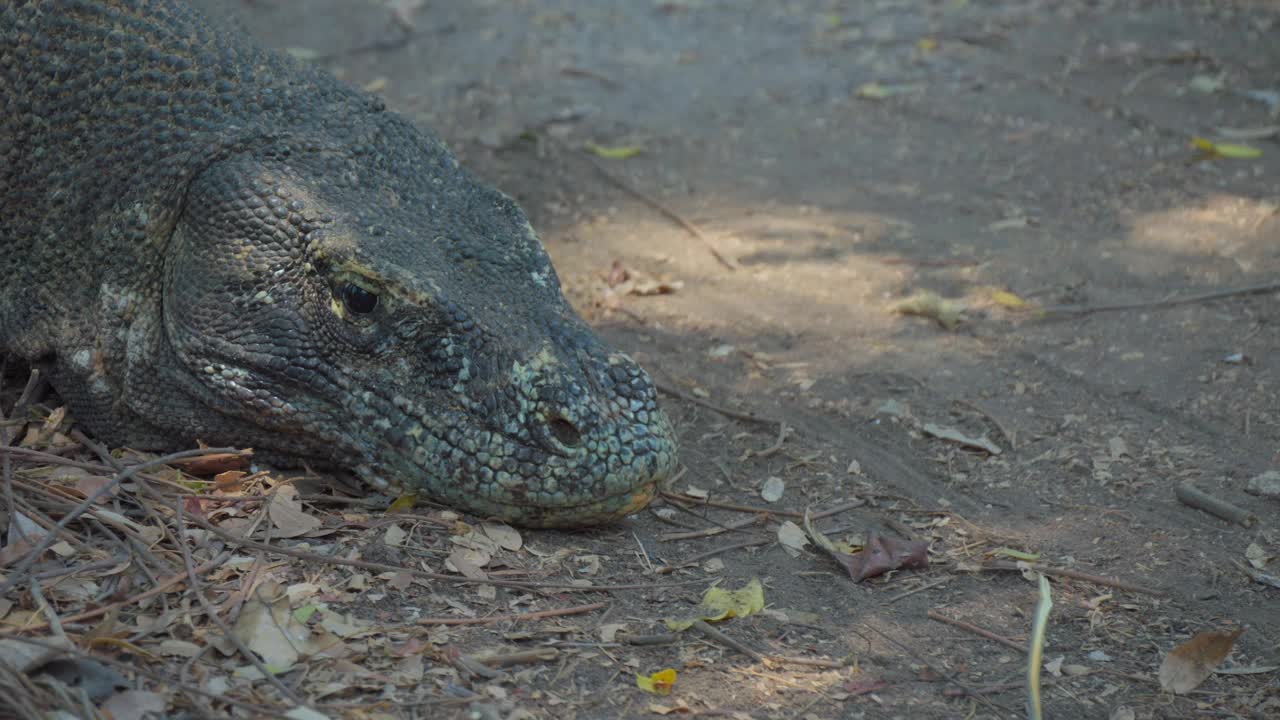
{"left": 0, "top": 0, "right": 677, "bottom": 527}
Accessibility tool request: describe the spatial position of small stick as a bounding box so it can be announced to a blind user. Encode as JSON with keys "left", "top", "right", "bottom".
{"left": 659, "top": 513, "right": 763, "bottom": 542}
{"left": 886, "top": 577, "right": 951, "bottom": 604}
{"left": 674, "top": 537, "right": 771, "bottom": 567}
{"left": 655, "top": 382, "right": 779, "bottom": 426}
{"left": 1039, "top": 279, "right": 1280, "bottom": 319}
{"left": 471, "top": 648, "right": 560, "bottom": 668}
{"left": 981, "top": 561, "right": 1165, "bottom": 597}
{"left": 578, "top": 151, "right": 738, "bottom": 270}
{"left": 750, "top": 422, "right": 790, "bottom": 459}
{"left": 1175, "top": 483, "right": 1257, "bottom": 527}
{"left": 691, "top": 619, "right": 763, "bottom": 661}
{"left": 620, "top": 632, "right": 679, "bottom": 646}
{"left": 659, "top": 492, "right": 866, "bottom": 521}
{"left": 928, "top": 610, "right": 1025, "bottom": 653}
{"left": 416, "top": 602, "right": 606, "bottom": 626}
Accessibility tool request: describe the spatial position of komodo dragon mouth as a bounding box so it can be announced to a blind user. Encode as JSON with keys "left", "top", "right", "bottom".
{"left": 0, "top": 0, "right": 678, "bottom": 527}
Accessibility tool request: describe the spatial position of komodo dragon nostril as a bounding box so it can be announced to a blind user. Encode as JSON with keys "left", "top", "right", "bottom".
{"left": 547, "top": 416, "right": 582, "bottom": 447}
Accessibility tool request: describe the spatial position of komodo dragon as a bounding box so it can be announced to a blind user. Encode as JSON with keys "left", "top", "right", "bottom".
{"left": 0, "top": 0, "right": 678, "bottom": 527}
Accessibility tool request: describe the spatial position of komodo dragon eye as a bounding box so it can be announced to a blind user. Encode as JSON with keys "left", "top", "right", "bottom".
{"left": 341, "top": 283, "right": 379, "bottom": 315}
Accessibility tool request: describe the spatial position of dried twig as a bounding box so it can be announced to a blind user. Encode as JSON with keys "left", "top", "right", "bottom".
{"left": 886, "top": 577, "right": 951, "bottom": 604}
{"left": 1175, "top": 483, "right": 1257, "bottom": 527}
{"left": 577, "top": 150, "right": 737, "bottom": 270}
{"left": 655, "top": 381, "right": 779, "bottom": 427}
{"left": 416, "top": 602, "right": 606, "bottom": 626}
{"left": 1039, "top": 280, "right": 1280, "bottom": 319}
{"left": 691, "top": 619, "right": 763, "bottom": 661}
{"left": 927, "top": 609, "right": 1025, "bottom": 653}
{"left": 660, "top": 492, "right": 865, "bottom": 521}
{"left": 981, "top": 561, "right": 1164, "bottom": 596}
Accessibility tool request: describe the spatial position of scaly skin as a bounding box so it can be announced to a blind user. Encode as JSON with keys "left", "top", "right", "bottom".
{"left": 0, "top": 0, "right": 677, "bottom": 527}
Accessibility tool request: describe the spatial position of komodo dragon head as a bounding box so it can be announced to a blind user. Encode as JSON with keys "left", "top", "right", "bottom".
{"left": 159, "top": 120, "right": 677, "bottom": 527}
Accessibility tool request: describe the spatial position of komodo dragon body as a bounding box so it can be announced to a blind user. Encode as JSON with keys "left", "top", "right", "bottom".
{"left": 0, "top": 0, "right": 677, "bottom": 527}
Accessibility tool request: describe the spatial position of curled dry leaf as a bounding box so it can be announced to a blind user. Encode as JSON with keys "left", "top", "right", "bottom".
{"left": 1158, "top": 627, "right": 1245, "bottom": 694}
{"left": 777, "top": 520, "right": 809, "bottom": 557}
{"left": 921, "top": 423, "right": 1002, "bottom": 455}
{"left": 892, "top": 291, "right": 966, "bottom": 329}
{"left": 803, "top": 513, "right": 928, "bottom": 582}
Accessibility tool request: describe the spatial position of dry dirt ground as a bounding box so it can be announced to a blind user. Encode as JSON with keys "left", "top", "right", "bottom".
{"left": 6, "top": 0, "right": 1280, "bottom": 718}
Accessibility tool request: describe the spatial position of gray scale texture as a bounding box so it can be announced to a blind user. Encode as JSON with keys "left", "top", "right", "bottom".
{"left": 0, "top": 0, "right": 677, "bottom": 527}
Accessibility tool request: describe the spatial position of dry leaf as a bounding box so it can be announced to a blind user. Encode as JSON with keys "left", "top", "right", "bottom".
{"left": 1158, "top": 627, "right": 1244, "bottom": 694}
{"left": 921, "top": 423, "right": 1002, "bottom": 455}
{"left": 1191, "top": 136, "right": 1262, "bottom": 159}
{"left": 892, "top": 291, "right": 966, "bottom": 329}
{"left": 664, "top": 578, "right": 765, "bottom": 631}
{"left": 777, "top": 521, "right": 809, "bottom": 557}
{"left": 267, "top": 485, "right": 322, "bottom": 538}
{"left": 481, "top": 522, "right": 523, "bottom": 551}
{"left": 584, "top": 141, "right": 642, "bottom": 159}
{"left": 760, "top": 476, "right": 785, "bottom": 503}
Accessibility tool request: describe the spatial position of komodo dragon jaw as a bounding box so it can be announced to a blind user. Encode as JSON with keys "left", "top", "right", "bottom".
{"left": 0, "top": 0, "right": 677, "bottom": 528}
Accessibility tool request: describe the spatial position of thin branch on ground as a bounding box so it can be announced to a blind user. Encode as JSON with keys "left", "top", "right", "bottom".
{"left": 1038, "top": 280, "right": 1280, "bottom": 319}
{"left": 655, "top": 381, "right": 781, "bottom": 427}
{"left": 927, "top": 609, "right": 1026, "bottom": 653}
{"left": 886, "top": 577, "right": 951, "bottom": 604}
{"left": 416, "top": 602, "right": 607, "bottom": 627}
{"left": 575, "top": 149, "right": 738, "bottom": 270}
{"left": 981, "top": 561, "right": 1165, "bottom": 596}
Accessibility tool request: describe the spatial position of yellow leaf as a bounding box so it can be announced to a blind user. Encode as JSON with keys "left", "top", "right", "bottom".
{"left": 991, "top": 547, "right": 1040, "bottom": 562}
{"left": 636, "top": 668, "right": 677, "bottom": 695}
{"left": 663, "top": 578, "right": 765, "bottom": 630}
{"left": 856, "top": 82, "right": 922, "bottom": 100}
{"left": 892, "top": 291, "right": 965, "bottom": 330}
{"left": 1159, "top": 628, "right": 1244, "bottom": 694}
{"left": 1191, "top": 137, "right": 1262, "bottom": 159}
{"left": 917, "top": 37, "right": 938, "bottom": 52}
{"left": 990, "top": 289, "right": 1028, "bottom": 310}
{"left": 584, "top": 142, "right": 642, "bottom": 160}
{"left": 1214, "top": 142, "right": 1262, "bottom": 159}
{"left": 386, "top": 493, "right": 417, "bottom": 513}
{"left": 856, "top": 82, "right": 889, "bottom": 99}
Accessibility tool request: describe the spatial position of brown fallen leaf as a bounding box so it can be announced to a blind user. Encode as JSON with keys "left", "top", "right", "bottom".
{"left": 803, "top": 512, "right": 928, "bottom": 582}
{"left": 169, "top": 450, "right": 251, "bottom": 476}
{"left": 1158, "top": 627, "right": 1244, "bottom": 694}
